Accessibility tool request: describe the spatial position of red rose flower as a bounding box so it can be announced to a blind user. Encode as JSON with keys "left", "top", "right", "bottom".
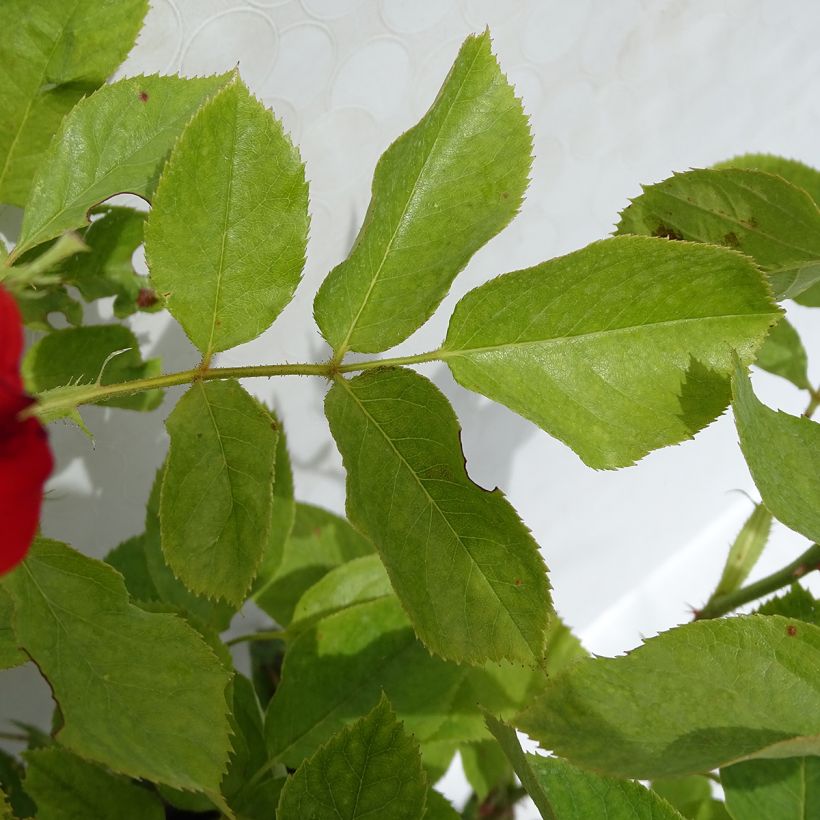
{"left": 0, "top": 286, "right": 53, "bottom": 574}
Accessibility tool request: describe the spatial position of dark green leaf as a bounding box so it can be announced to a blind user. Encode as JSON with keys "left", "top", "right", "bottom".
{"left": 651, "top": 777, "right": 730, "bottom": 820}
{"left": 443, "top": 236, "right": 778, "bottom": 468}
{"left": 0, "top": 585, "right": 25, "bottom": 670}
{"left": 313, "top": 31, "right": 532, "bottom": 355}
{"left": 755, "top": 318, "right": 810, "bottom": 390}
{"left": 162, "top": 380, "right": 277, "bottom": 604}
{"left": 722, "top": 757, "right": 820, "bottom": 820}
{"left": 14, "top": 74, "right": 228, "bottom": 257}
{"left": 22, "top": 324, "right": 162, "bottom": 412}
{"left": 0, "top": 0, "right": 148, "bottom": 205}
{"left": 732, "top": 363, "right": 820, "bottom": 543}
{"left": 253, "top": 502, "right": 373, "bottom": 626}
{"left": 277, "top": 694, "right": 428, "bottom": 820}
{"left": 265, "top": 597, "right": 464, "bottom": 768}
{"left": 4, "top": 538, "right": 233, "bottom": 792}
{"left": 423, "top": 790, "right": 460, "bottom": 819}
{"left": 104, "top": 534, "right": 160, "bottom": 603}
{"left": 325, "top": 367, "right": 550, "bottom": 664}
{"left": 15, "top": 285, "right": 82, "bottom": 331}
{"left": 517, "top": 615, "right": 820, "bottom": 779}
{"left": 755, "top": 584, "right": 819, "bottom": 625}
{"left": 24, "top": 746, "right": 164, "bottom": 820}
{"left": 146, "top": 75, "right": 308, "bottom": 355}
{"left": 0, "top": 748, "right": 35, "bottom": 818}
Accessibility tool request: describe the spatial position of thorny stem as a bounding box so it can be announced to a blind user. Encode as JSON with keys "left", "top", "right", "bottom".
{"left": 694, "top": 542, "right": 820, "bottom": 620}
{"left": 27, "top": 349, "right": 447, "bottom": 421}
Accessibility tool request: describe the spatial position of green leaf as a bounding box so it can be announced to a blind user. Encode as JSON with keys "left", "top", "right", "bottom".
{"left": 22, "top": 324, "right": 162, "bottom": 412}
{"left": 732, "top": 364, "right": 820, "bottom": 543}
{"left": 722, "top": 756, "right": 820, "bottom": 820}
{"left": 326, "top": 367, "right": 550, "bottom": 664}
{"left": 290, "top": 554, "right": 392, "bottom": 633}
{"left": 423, "top": 790, "right": 460, "bottom": 819}
{"left": 714, "top": 153, "right": 820, "bottom": 305}
{"left": 3, "top": 538, "right": 233, "bottom": 792}
{"left": 104, "top": 534, "right": 160, "bottom": 603}
{"left": 145, "top": 75, "right": 308, "bottom": 356}
{"left": 755, "top": 584, "right": 819, "bottom": 625}
{"left": 313, "top": 31, "right": 532, "bottom": 356}
{"left": 651, "top": 777, "right": 730, "bottom": 820}
{"left": 0, "top": 0, "right": 148, "bottom": 206}
{"left": 253, "top": 502, "right": 373, "bottom": 626}
{"left": 277, "top": 694, "right": 428, "bottom": 820}
{"left": 0, "top": 585, "right": 25, "bottom": 670}
{"left": 162, "top": 380, "right": 277, "bottom": 604}
{"left": 15, "top": 285, "right": 82, "bottom": 330}
{"left": 0, "top": 748, "right": 36, "bottom": 819}
{"left": 461, "top": 740, "right": 513, "bottom": 801}
{"left": 265, "top": 597, "right": 464, "bottom": 768}
{"left": 517, "top": 615, "right": 820, "bottom": 779}
{"left": 24, "top": 746, "right": 164, "bottom": 820}
{"left": 14, "top": 74, "right": 228, "bottom": 257}
{"left": 442, "top": 235, "right": 779, "bottom": 469}
{"left": 706, "top": 503, "right": 772, "bottom": 602}
{"left": 754, "top": 318, "right": 810, "bottom": 390}
{"left": 0, "top": 789, "right": 11, "bottom": 820}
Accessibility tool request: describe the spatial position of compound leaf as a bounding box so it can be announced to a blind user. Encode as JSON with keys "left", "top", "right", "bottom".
{"left": 517, "top": 615, "right": 820, "bottom": 779}
{"left": 442, "top": 235, "right": 778, "bottom": 469}
{"left": 24, "top": 746, "right": 164, "bottom": 820}
{"left": 0, "top": 0, "right": 148, "bottom": 206}
{"left": 277, "top": 694, "right": 427, "bottom": 820}
{"left": 721, "top": 756, "right": 820, "bottom": 820}
{"left": 313, "top": 31, "right": 532, "bottom": 355}
{"left": 325, "top": 367, "right": 550, "bottom": 664}
{"left": 162, "top": 380, "right": 277, "bottom": 604}
{"left": 3, "top": 538, "right": 233, "bottom": 792}
{"left": 22, "top": 324, "right": 162, "bottom": 412}
{"left": 754, "top": 317, "right": 810, "bottom": 390}
{"left": 146, "top": 75, "right": 308, "bottom": 355}
{"left": 732, "top": 364, "right": 820, "bottom": 543}
{"left": 15, "top": 74, "right": 228, "bottom": 257}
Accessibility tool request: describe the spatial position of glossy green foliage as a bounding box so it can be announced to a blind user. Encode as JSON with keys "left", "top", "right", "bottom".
{"left": 162, "top": 380, "right": 277, "bottom": 604}
{"left": 518, "top": 615, "right": 820, "bottom": 779}
{"left": 277, "top": 695, "right": 428, "bottom": 820}
{"left": 22, "top": 324, "right": 162, "bottom": 412}
{"left": 24, "top": 746, "right": 164, "bottom": 820}
{"left": 616, "top": 167, "right": 820, "bottom": 302}
{"left": 146, "top": 76, "right": 309, "bottom": 355}
{"left": 325, "top": 367, "right": 550, "bottom": 664}
{"left": 755, "top": 317, "right": 810, "bottom": 390}
{"left": 732, "top": 364, "right": 820, "bottom": 543}
{"left": 253, "top": 502, "right": 373, "bottom": 625}
{"left": 0, "top": 586, "right": 25, "bottom": 670}
{"left": 0, "top": 0, "right": 147, "bottom": 206}
{"left": 313, "top": 31, "right": 532, "bottom": 355}
{"left": 721, "top": 756, "right": 820, "bottom": 820}
{"left": 265, "top": 597, "right": 463, "bottom": 768}
{"left": 443, "top": 235, "right": 778, "bottom": 468}
{"left": 3, "top": 539, "right": 232, "bottom": 792}
{"left": 15, "top": 74, "right": 228, "bottom": 257}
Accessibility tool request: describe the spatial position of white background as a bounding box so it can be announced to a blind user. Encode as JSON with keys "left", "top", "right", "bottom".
{"left": 3, "top": 1, "right": 820, "bottom": 815}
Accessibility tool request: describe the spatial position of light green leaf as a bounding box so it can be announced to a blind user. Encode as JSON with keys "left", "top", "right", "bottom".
{"left": 0, "top": 585, "right": 25, "bottom": 670}
{"left": 0, "top": 0, "right": 147, "bottom": 206}
{"left": 616, "top": 167, "right": 820, "bottom": 302}
{"left": 732, "top": 364, "right": 820, "bottom": 543}
{"left": 15, "top": 285, "right": 82, "bottom": 330}
{"left": 755, "top": 584, "right": 819, "bottom": 625}
{"left": 265, "top": 597, "right": 464, "bottom": 768}
{"left": 461, "top": 740, "right": 513, "bottom": 801}
{"left": 325, "top": 367, "right": 550, "bottom": 664}
{"left": 442, "top": 235, "right": 779, "bottom": 469}
{"left": 722, "top": 756, "right": 820, "bottom": 820}
{"left": 755, "top": 318, "right": 810, "bottom": 390}
{"left": 23, "top": 324, "right": 162, "bottom": 412}
{"left": 145, "top": 75, "right": 308, "bottom": 356}
{"left": 542, "top": 614, "right": 587, "bottom": 676}
{"left": 313, "top": 31, "right": 532, "bottom": 356}
{"left": 162, "top": 380, "right": 277, "bottom": 604}
{"left": 0, "top": 789, "right": 11, "bottom": 820}
{"left": 651, "top": 777, "right": 731, "bottom": 820}
{"left": 24, "top": 746, "right": 164, "bottom": 820}
{"left": 3, "top": 538, "right": 233, "bottom": 792}
{"left": 14, "top": 74, "right": 228, "bottom": 258}
{"left": 517, "top": 615, "right": 820, "bottom": 779}
{"left": 253, "top": 502, "right": 373, "bottom": 626}
{"left": 277, "top": 694, "right": 428, "bottom": 820}
{"left": 290, "top": 554, "right": 392, "bottom": 633}
{"left": 707, "top": 503, "right": 772, "bottom": 602}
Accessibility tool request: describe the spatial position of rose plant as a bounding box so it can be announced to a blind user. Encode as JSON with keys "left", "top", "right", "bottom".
{"left": 0, "top": 3, "right": 818, "bottom": 819}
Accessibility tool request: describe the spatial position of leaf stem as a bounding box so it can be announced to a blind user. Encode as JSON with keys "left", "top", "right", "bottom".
{"left": 225, "top": 628, "right": 287, "bottom": 647}
{"left": 0, "top": 731, "right": 27, "bottom": 742}
{"left": 695, "top": 542, "right": 820, "bottom": 620}
{"left": 803, "top": 384, "right": 820, "bottom": 419}
{"left": 29, "top": 349, "right": 446, "bottom": 420}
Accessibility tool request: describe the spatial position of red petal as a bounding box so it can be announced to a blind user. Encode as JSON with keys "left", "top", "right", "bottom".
{"left": 0, "top": 286, "right": 23, "bottom": 392}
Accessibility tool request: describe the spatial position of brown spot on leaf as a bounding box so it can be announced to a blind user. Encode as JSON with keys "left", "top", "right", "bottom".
{"left": 139, "top": 90, "right": 149, "bottom": 102}
{"left": 653, "top": 224, "right": 684, "bottom": 241}
{"left": 501, "top": 191, "right": 509, "bottom": 200}
{"left": 514, "top": 578, "right": 522, "bottom": 587}
{"left": 137, "top": 287, "right": 158, "bottom": 308}
{"left": 723, "top": 231, "right": 739, "bottom": 248}
{"left": 787, "top": 624, "right": 797, "bottom": 636}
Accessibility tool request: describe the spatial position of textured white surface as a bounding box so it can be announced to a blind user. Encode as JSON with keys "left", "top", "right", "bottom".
{"left": 4, "top": 1, "right": 820, "bottom": 814}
